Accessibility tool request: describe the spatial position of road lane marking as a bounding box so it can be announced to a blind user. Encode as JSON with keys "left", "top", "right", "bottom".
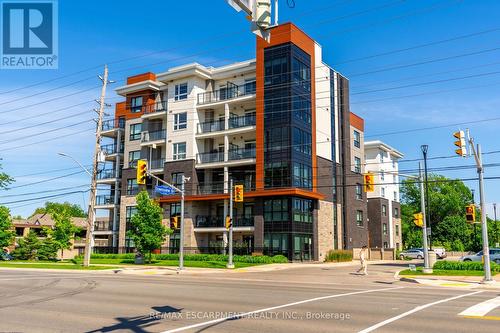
{"left": 461, "top": 315, "right": 500, "bottom": 321}
{"left": 161, "top": 286, "right": 405, "bottom": 333}
{"left": 358, "top": 290, "right": 483, "bottom": 333}
{"left": 459, "top": 296, "right": 500, "bottom": 317}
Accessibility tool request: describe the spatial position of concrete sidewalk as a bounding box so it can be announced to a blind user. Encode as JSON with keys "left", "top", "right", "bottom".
{"left": 398, "top": 273, "right": 500, "bottom": 290}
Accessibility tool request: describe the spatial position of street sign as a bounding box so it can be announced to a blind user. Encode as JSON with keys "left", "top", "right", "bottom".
{"left": 155, "top": 185, "right": 176, "bottom": 196}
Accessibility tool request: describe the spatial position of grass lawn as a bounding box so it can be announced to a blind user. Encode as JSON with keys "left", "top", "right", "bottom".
{"left": 74, "top": 258, "right": 263, "bottom": 269}
{"left": 0, "top": 261, "right": 119, "bottom": 270}
{"left": 399, "top": 267, "right": 499, "bottom": 277}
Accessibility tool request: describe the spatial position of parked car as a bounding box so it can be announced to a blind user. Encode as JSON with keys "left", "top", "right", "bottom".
{"left": 459, "top": 248, "right": 500, "bottom": 263}
{"left": 417, "top": 247, "right": 446, "bottom": 259}
{"left": 0, "top": 252, "right": 13, "bottom": 261}
{"left": 399, "top": 248, "right": 424, "bottom": 260}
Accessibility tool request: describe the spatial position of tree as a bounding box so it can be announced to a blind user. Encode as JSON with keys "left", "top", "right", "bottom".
{"left": 37, "top": 236, "right": 59, "bottom": 260}
{"left": 401, "top": 174, "right": 475, "bottom": 251}
{"left": 49, "top": 210, "right": 81, "bottom": 258}
{"left": 0, "top": 206, "right": 14, "bottom": 250}
{"left": 127, "top": 191, "right": 170, "bottom": 263}
{"left": 13, "top": 230, "right": 41, "bottom": 260}
{"left": 0, "top": 160, "right": 13, "bottom": 189}
{"left": 31, "top": 202, "right": 87, "bottom": 218}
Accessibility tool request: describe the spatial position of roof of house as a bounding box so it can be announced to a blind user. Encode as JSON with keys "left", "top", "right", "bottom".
{"left": 12, "top": 214, "right": 88, "bottom": 229}
{"left": 365, "top": 140, "right": 404, "bottom": 158}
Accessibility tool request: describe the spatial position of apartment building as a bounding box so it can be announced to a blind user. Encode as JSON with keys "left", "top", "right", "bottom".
{"left": 97, "top": 23, "right": 371, "bottom": 261}
{"left": 364, "top": 140, "right": 404, "bottom": 250}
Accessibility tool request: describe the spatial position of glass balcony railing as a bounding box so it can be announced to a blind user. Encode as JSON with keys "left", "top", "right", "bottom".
{"left": 100, "top": 143, "right": 123, "bottom": 155}
{"left": 197, "top": 82, "right": 256, "bottom": 105}
{"left": 197, "top": 151, "right": 224, "bottom": 164}
{"left": 229, "top": 114, "right": 256, "bottom": 129}
{"left": 197, "top": 181, "right": 255, "bottom": 195}
{"left": 197, "top": 119, "right": 225, "bottom": 134}
{"left": 96, "top": 195, "right": 114, "bottom": 206}
{"left": 141, "top": 129, "right": 166, "bottom": 143}
{"left": 149, "top": 158, "right": 165, "bottom": 170}
{"left": 194, "top": 215, "right": 254, "bottom": 228}
{"left": 143, "top": 101, "right": 167, "bottom": 115}
{"left": 228, "top": 147, "right": 255, "bottom": 160}
{"left": 97, "top": 169, "right": 117, "bottom": 180}
{"left": 102, "top": 119, "right": 125, "bottom": 131}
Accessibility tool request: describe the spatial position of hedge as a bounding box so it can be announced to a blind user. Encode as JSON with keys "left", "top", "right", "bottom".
{"left": 78, "top": 253, "right": 289, "bottom": 264}
{"left": 325, "top": 250, "right": 353, "bottom": 262}
{"left": 433, "top": 260, "right": 500, "bottom": 272}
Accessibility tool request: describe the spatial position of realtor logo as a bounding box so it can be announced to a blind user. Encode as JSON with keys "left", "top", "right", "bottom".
{"left": 1, "top": 0, "right": 58, "bottom": 69}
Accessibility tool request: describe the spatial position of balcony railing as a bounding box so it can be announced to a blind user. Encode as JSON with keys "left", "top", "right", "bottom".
{"left": 94, "top": 221, "right": 113, "bottom": 231}
{"left": 229, "top": 114, "right": 256, "bottom": 129}
{"left": 97, "top": 169, "right": 117, "bottom": 180}
{"left": 194, "top": 215, "right": 254, "bottom": 228}
{"left": 197, "top": 119, "right": 225, "bottom": 134}
{"left": 102, "top": 118, "right": 125, "bottom": 131}
{"left": 141, "top": 129, "right": 166, "bottom": 143}
{"left": 197, "top": 151, "right": 224, "bottom": 164}
{"left": 197, "top": 181, "right": 255, "bottom": 195}
{"left": 101, "top": 143, "right": 123, "bottom": 155}
{"left": 149, "top": 158, "right": 165, "bottom": 170}
{"left": 96, "top": 195, "right": 114, "bottom": 206}
{"left": 197, "top": 147, "right": 256, "bottom": 164}
{"left": 143, "top": 101, "right": 167, "bottom": 115}
{"left": 197, "top": 82, "right": 256, "bottom": 105}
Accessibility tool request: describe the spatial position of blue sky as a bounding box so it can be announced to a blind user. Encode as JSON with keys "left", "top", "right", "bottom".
{"left": 0, "top": 0, "right": 499, "bottom": 219}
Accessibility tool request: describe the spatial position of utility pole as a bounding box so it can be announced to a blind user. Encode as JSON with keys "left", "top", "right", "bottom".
{"left": 227, "top": 178, "right": 234, "bottom": 269}
{"left": 419, "top": 163, "right": 432, "bottom": 273}
{"left": 421, "top": 145, "right": 432, "bottom": 250}
{"left": 83, "top": 65, "right": 111, "bottom": 267}
{"left": 467, "top": 134, "right": 493, "bottom": 283}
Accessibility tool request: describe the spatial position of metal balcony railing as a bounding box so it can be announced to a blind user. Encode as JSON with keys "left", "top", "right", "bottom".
{"left": 95, "top": 195, "right": 114, "bottom": 206}
{"left": 100, "top": 143, "right": 123, "bottom": 155}
{"left": 194, "top": 215, "right": 254, "bottom": 228}
{"left": 97, "top": 169, "right": 117, "bottom": 180}
{"left": 149, "top": 158, "right": 165, "bottom": 170}
{"left": 94, "top": 221, "right": 113, "bottom": 231}
{"left": 228, "top": 147, "right": 256, "bottom": 161}
{"left": 197, "top": 119, "right": 225, "bottom": 134}
{"left": 197, "top": 151, "right": 224, "bottom": 164}
{"left": 229, "top": 114, "right": 256, "bottom": 129}
{"left": 102, "top": 119, "right": 125, "bottom": 131}
{"left": 141, "top": 129, "right": 166, "bottom": 143}
{"left": 197, "top": 181, "right": 255, "bottom": 195}
{"left": 143, "top": 101, "right": 167, "bottom": 115}
{"left": 197, "top": 82, "right": 256, "bottom": 105}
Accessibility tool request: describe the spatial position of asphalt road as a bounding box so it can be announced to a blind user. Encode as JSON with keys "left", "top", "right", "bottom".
{"left": 0, "top": 263, "right": 499, "bottom": 333}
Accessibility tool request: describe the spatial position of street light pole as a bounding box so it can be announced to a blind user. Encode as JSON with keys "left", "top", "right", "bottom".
{"left": 179, "top": 175, "right": 186, "bottom": 270}
{"left": 227, "top": 178, "right": 234, "bottom": 269}
{"left": 421, "top": 145, "right": 432, "bottom": 250}
{"left": 419, "top": 163, "right": 431, "bottom": 273}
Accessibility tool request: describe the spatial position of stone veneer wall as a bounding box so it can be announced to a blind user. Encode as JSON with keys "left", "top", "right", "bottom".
{"left": 316, "top": 200, "right": 334, "bottom": 261}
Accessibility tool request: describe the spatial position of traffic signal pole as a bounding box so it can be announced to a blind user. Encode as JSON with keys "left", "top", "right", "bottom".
{"left": 227, "top": 178, "right": 234, "bottom": 269}
{"left": 419, "top": 163, "right": 432, "bottom": 273}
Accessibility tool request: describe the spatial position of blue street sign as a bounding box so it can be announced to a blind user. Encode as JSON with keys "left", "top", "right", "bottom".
{"left": 155, "top": 185, "right": 176, "bottom": 196}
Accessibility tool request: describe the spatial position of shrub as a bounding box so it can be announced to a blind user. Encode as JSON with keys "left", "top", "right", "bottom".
{"left": 85, "top": 253, "right": 288, "bottom": 264}
{"left": 433, "top": 260, "right": 500, "bottom": 272}
{"left": 325, "top": 250, "right": 352, "bottom": 262}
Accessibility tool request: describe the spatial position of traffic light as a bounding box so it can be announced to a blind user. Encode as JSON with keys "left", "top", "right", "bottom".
{"left": 466, "top": 204, "right": 475, "bottom": 223}
{"left": 170, "top": 216, "right": 179, "bottom": 230}
{"left": 136, "top": 159, "right": 147, "bottom": 185}
{"left": 453, "top": 130, "right": 467, "bottom": 157}
{"left": 234, "top": 185, "right": 244, "bottom": 202}
{"left": 364, "top": 173, "right": 375, "bottom": 192}
{"left": 413, "top": 212, "right": 423, "bottom": 227}
{"left": 225, "top": 215, "right": 232, "bottom": 229}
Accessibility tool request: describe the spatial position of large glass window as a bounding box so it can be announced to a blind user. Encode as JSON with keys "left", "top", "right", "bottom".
{"left": 292, "top": 162, "right": 312, "bottom": 189}
{"left": 292, "top": 57, "right": 310, "bottom": 91}
{"left": 171, "top": 172, "right": 184, "bottom": 188}
{"left": 130, "top": 96, "right": 143, "bottom": 113}
{"left": 292, "top": 95, "right": 311, "bottom": 124}
{"left": 264, "top": 56, "right": 288, "bottom": 86}
{"left": 129, "top": 123, "right": 142, "bottom": 141}
{"left": 353, "top": 130, "right": 361, "bottom": 148}
{"left": 170, "top": 203, "right": 181, "bottom": 217}
{"left": 128, "top": 150, "right": 140, "bottom": 167}
{"left": 355, "top": 184, "right": 363, "bottom": 200}
{"left": 173, "top": 142, "right": 186, "bottom": 160}
{"left": 356, "top": 210, "right": 363, "bottom": 226}
{"left": 126, "top": 179, "right": 138, "bottom": 195}
{"left": 292, "top": 198, "right": 313, "bottom": 223}
{"left": 265, "top": 161, "right": 290, "bottom": 188}
{"left": 292, "top": 127, "right": 311, "bottom": 156}
{"left": 173, "top": 112, "right": 187, "bottom": 130}
{"left": 174, "top": 83, "right": 188, "bottom": 101}
{"left": 125, "top": 206, "right": 137, "bottom": 229}
{"left": 264, "top": 198, "right": 289, "bottom": 222}
{"left": 264, "top": 233, "right": 289, "bottom": 256}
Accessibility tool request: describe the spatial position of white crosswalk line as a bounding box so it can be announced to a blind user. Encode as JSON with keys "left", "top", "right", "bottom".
{"left": 459, "top": 296, "right": 500, "bottom": 317}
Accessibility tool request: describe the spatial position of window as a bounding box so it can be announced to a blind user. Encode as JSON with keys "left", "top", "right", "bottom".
{"left": 244, "top": 78, "right": 256, "bottom": 95}
{"left": 394, "top": 207, "right": 399, "bottom": 218}
{"left": 126, "top": 179, "right": 138, "bottom": 195}
{"left": 354, "top": 157, "right": 361, "bottom": 173}
{"left": 292, "top": 57, "right": 311, "bottom": 91}
{"left": 264, "top": 198, "right": 289, "bottom": 222}
{"left": 173, "top": 142, "right": 186, "bottom": 160}
{"left": 395, "top": 224, "right": 400, "bottom": 236}
{"left": 128, "top": 150, "right": 140, "bottom": 166}
{"left": 353, "top": 130, "right": 360, "bottom": 148}
{"left": 380, "top": 149, "right": 385, "bottom": 161}
{"left": 292, "top": 162, "right": 312, "bottom": 189}
{"left": 355, "top": 184, "right": 363, "bottom": 200}
{"left": 394, "top": 191, "right": 398, "bottom": 202}
{"left": 292, "top": 198, "right": 313, "bottom": 223}
{"left": 170, "top": 203, "right": 181, "bottom": 217}
{"left": 126, "top": 206, "right": 138, "bottom": 225}
{"left": 383, "top": 242, "right": 388, "bottom": 249}
{"left": 129, "top": 123, "right": 142, "bottom": 141}
{"left": 130, "top": 96, "right": 143, "bottom": 113}
{"left": 356, "top": 210, "right": 363, "bottom": 226}
{"left": 174, "top": 112, "right": 187, "bottom": 130}
{"left": 380, "top": 171, "right": 385, "bottom": 181}
{"left": 292, "top": 127, "right": 311, "bottom": 156}
{"left": 171, "top": 172, "right": 184, "bottom": 188}
{"left": 174, "top": 83, "right": 188, "bottom": 101}
{"left": 381, "top": 187, "right": 385, "bottom": 198}
{"left": 383, "top": 223, "right": 388, "bottom": 235}
{"left": 382, "top": 204, "right": 387, "bottom": 216}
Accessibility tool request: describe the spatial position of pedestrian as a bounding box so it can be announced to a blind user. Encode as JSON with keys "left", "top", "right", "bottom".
{"left": 357, "top": 245, "right": 368, "bottom": 275}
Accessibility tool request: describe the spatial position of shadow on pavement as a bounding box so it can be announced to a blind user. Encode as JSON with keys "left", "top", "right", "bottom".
{"left": 87, "top": 305, "right": 182, "bottom": 333}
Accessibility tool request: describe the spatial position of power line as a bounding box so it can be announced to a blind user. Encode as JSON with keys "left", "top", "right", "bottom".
{"left": 5, "top": 170, "right": 87, "bottom": 190}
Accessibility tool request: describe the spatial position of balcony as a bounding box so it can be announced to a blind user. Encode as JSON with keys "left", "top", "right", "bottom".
{"left": 197, "top": 119, "right": 225, "bottom": 134}
{"left": 197, "top": 181, "right": 255, "bottom": 195}
{"left": 194, "top": 215, "right": 254, "bottom": 229}
{"left": 94, "top": 221, "right": 113, "bottom": 232}
{"left": 96, "top": 169, "right": 118, "bottom": 183}
{"left": 149, "top": 158, "right": 165, "bottom": 172}
{"left": 196, "top": 147, "right": 256, "bottom": 168}
{"left": 141, "top": 129, "right": 166, "bottom": 146}
{"left": 197, "top": 82, "right": 256, "bottom": 106}
{"left": 101, "top": 119, "right": 125, "bottom": 137}
{"left": 95, "top": 195, "right": 115, "bottom": 207}
{"left": 101, "top": 143, "right": 123, "bottom": 160}
{"left": 142, "top": 101, "right": 167, "bottom": 119}
{"left": 229, "top": 113, "right": 256, "bottom": 129}
{"left": 196, "top": 114, "right": 256, "bottom": 138}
